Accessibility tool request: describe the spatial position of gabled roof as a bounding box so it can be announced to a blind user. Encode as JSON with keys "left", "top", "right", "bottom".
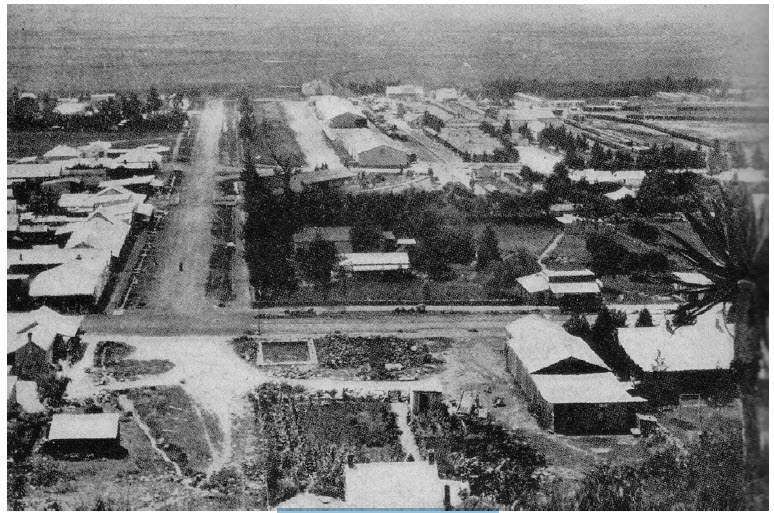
{"left": 7, "top": 305, "right": 84, "bottom": 353}
{"left": 44, "top": 145, "right": 81, "bottom": 159}
{"left": 531, "top": 373, "right": 645, "bottom": 404}
{"left": 313, "top": 95, "right": 366, "bottom": 123}
{"left": 29, "top": 254, "right": 111, "bottom": 299}
{"left": 8, "top": 248, "right": 110, "bottom": 268}
{"left": 336, "top": 128, "right": 408, "bottom": 156}
{"left": 516, "top": 272, "right": 550, "bottom": 293}
{"left": 618, "top": 306, "right": 734, "bottom": 372}
{"left": 505, "top": 315, "right": 609, "bottom": 374}
{"left": 672, "top": 272, "right": 713, "bottom": 287}
{"left": 49, "top": 413, "right": 120, "bottom": 440}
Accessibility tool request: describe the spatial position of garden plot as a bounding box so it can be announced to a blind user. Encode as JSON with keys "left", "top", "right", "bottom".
{"left": 93, "top": 341, "right": 175, "bottom": 381}
{"left": 248, "top": 383, "right": 405, "bottom": 505}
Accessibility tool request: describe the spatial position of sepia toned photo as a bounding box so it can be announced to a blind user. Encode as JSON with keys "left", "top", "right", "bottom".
{"left": 6, "top": 4, "right": 769, "bottom": 511}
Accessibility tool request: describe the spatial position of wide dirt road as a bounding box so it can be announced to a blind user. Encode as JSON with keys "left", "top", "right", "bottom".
{"left": 145, "top": 100, "right": 224, "bottom": 314}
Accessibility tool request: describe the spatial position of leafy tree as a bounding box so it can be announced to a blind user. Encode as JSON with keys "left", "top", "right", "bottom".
{"left": 300, "top": 234, "right": 337, "bottom": 288}
{"left": 591, "top": 307, "right": 630, "bottom": 376}
{"left": 563, "top": 313, "right": 592, "bottom": 339}
{"left": 486, "top": 248, "right": 540, "bottom": 296}
{"left": 351, "top": 221, "right": 384, "bottom": 252}
{"left": 707, "top": 139, "right": 730, "bottom": 174}
{"left": 146, "top": 87, "right": 163, "bottom": 112}
{"left": 635, "top": 308, "right": 655, "bottom": 327}
{"left": 627, "top": 219, "right": 660, "bottom": 244}
{"left": 728, "top": 141, "right": 747, "bottom": 168}
{"left": 751, "top": 144, "right": 767, "bottom": 170}
{"left": 519, "top": 165, "right": 544, "bottom": 183}
{"left": 501, "top": 118, "right": 512, "bottom": 138}
{"left": 662, "top": 185, "right": 768, "bottom": 483}
{"left": 476, "top": 225, "right": 501, "bottom": 270}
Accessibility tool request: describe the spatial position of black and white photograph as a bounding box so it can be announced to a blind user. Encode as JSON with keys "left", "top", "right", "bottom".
{"left": 5, "top": 3, "right": 769, "bottom": 511}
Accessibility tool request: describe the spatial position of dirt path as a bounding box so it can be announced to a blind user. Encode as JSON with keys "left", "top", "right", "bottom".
{"left": 144, "top": 99, "right": 224, "bottom": 314}
{"left": 391, "top": 402, "right": 421, "bottom": 460}
{"left": 282, "top": 101, "right": 344, "bottom": 170}
{"left": 539, "top": 232, "right": 565, "bottom": 270}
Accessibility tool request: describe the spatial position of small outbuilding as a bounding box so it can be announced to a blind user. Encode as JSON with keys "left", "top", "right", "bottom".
{"left": 338, "top": 252, "right": 411, "bottom": 273}
{"left": 47, "top": 413, "right": 122, "bottom": 456}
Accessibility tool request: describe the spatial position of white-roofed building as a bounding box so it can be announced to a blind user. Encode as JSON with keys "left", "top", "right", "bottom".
{"left": 8, "top": 162, "right": 64, "bottom": 181}
{"left": 385, "top": 85, "right": 425, "bottom": 100}
{"left": 58, "top": 185, "right": 146, "bottom": 214}
{"left": 43, "top": 145, "right": 82, "bottom": 161}
{"left": 47, "top": 413, "right": 122, "bottom": 455}
{"left": 53, "top": 102, "right": 89, "bottom": 116}
{"left": 13, "top": 380, "right": 44, "bottom": 413}
{"left": 110, "top": 148, "right": 163, "bottom": 170}
{"left": 516, "top": 269, "right": 602, "bottom": 310}
{"left": 505, "top": 315, "right": 644, "bottom": 433}
{"left": 343, "top": 459, "right": 466, "bottom": 509}
{"left": 339, "top": 252, "right": 411, "bottom": 273}
{"left": 618, "top": 306, "right": 734, "bottom": 375}
{"left": 335, "top": 128, "right": 411, "bottom": 168}
{"left": 7, "top": 306, "right": 83, "bottom": 379}
{"left": 25, "top": 250, "right": 113, "bottom": 313}
{"left": 605, "top": 186, "right": 637, "bottom": 201}
{"left": 312, "top": 95, "right": 368, "bottom": 129}
{"left": 433, "top": 88, "right": 459, "bottom": 102}
{"left": 64, "top": 212, "right": 132, "bottom": 258}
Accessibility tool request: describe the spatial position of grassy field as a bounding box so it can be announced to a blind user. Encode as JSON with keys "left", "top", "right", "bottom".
{"left": 8, "top": 130, "right": 179, "bottom": 159}
{"left": 471, "top": 222, "right": 558, "bottom": 257}
{"left": 262, "top": 341, "right": 310, "bottom": 363}
{"left": 126, "top": 386, "right": 212, "bottom": 475}
{"left": 544, "top": 233, "right": 590, "bottom": 271}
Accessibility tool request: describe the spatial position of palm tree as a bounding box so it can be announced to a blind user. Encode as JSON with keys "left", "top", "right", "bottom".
{"left": 663, "top": 184, "right": 768, "bottom": 483}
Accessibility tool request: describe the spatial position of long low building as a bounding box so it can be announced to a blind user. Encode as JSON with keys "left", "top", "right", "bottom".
{"left": 339, "top": 252, "right": 410, "bottom": 273}
{"left": 47, "top": 413, "right": 122, "bottom": 455}
{"left": 334, "top": 129, "right": 411, "bottom": 168}
{"left": 312, "top": 95, "right": 368, "bottom": 129}
{"left": 505, "top": 315, "right": 645, "bottom": 434}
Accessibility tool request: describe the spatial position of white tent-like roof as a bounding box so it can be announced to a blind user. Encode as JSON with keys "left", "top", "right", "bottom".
{"left": 605, "top": 186, "right": 637, "bottom": 201}
{"left": 335, "top": 128, "right": 408, "bottom": 159}
{"left": 312, "top": 95, "right": 366, "bottom": 124}
{"left": 44, "top": 145, "right": 82, "bottom": 159}
{"left": 505, "top": 315, "right": 609, "bottom": 374}
{"left": 618, "top": 306, "right": 734, "bottom": 372}
{"left": 516, "top": 272, "right": 550, "bottom": 293}
{"left": 7, "top": 306, "right": 84, "bottom": 354}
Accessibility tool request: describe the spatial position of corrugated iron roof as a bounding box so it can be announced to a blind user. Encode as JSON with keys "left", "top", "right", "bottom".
{"left": 505, "top": 315, "right": 609, "bottom": 373}
{"left": 531, "top": 373, "right": 645, "bottom": 404}
{"left": 618, "top": 307, "right": 734, "bottom": 372}
{"left": 48, "top": 413, "right": 120, "bottom": 441}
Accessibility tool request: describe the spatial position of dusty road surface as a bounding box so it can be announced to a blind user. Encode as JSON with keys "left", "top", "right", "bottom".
{"left": 144, "top": 99, "right": 225, "bottom": 314}
{"left": 282, "top": 100, "right": 344, "bottom": 170}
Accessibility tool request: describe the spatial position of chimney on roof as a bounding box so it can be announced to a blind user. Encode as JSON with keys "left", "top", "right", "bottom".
{"left": 347, "top": 454, "right": 354, "bottom": 468}
{"left": 76, "top": 254, "right": 82, "bottom": 260}
{"left": 428, "top": 450, "right": 435, "bottom": 465}
{"left": 19, "top": 253, "right": 23, "bottom": 261}
{"left": 27, "top": 332, "right": 33, "bottom": 344}
{"left": 443, "top": 484, "right": 451, "bottom": 510}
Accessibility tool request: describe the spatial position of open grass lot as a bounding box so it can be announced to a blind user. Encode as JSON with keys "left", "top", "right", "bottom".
{"left": 471, "top": 222, "right": 558, "bottom": 257}
{"left": 544, "top": 233, "right": 590, "bottom": 271}
{"left": 126, "top": 386, "right": 212, "bottom": 475}
{"left": 651, "top": 120, "right": 769, "bottom": 145}
{"left": 22, "top": 413, "right": 203, "bottom": 511}
{"left": 8, "top": 130, "right": 179, "bottom": 160}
